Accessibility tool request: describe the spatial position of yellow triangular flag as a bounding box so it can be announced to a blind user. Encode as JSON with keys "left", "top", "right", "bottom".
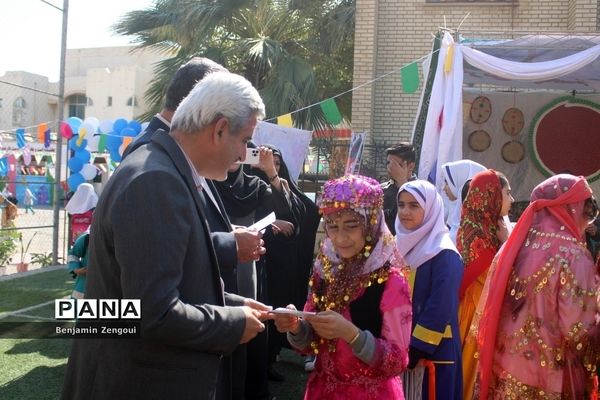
{"left": 277, "top": 114, "right": 293, "bottom": 128}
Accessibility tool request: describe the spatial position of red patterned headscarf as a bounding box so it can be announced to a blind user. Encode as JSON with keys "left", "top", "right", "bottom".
{"left": 456, "top": 170, "right": 503, "bottom": 266}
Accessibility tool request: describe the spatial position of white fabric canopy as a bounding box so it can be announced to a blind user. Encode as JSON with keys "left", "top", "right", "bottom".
{"left": 462, "top": 43, "right": 600, "bottom": 82}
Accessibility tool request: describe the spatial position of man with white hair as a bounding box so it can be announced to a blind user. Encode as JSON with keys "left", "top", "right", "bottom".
{"left": 61, "top": 72, "right": 272, "bottom": 400}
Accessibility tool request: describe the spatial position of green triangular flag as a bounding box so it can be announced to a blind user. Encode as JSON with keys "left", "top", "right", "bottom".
{"left": 401, "top": 62, "right": 420, "bottom": 94}
{"left": 97, "top": 134, "right": 107, "bottom": 153}
{"left": 320, "top": 98, "right": 343, "bottom": 125}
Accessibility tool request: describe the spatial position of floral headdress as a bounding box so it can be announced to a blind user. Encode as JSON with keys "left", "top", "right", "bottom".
{"left": 318, "top": 174, "right": 383, "bottom": 225}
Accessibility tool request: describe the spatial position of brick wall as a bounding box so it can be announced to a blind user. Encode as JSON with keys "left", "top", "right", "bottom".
{"left": 352, "top": 0, "right": 599, "bottom": 145}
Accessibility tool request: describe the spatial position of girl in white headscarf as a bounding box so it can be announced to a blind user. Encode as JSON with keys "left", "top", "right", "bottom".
{"left": 395, "top": 180, "right": 464, "bottom": 400}
{"left": 440, "top": 160, "right": 486, "bottom": 243}
{"left": 65, "top": 183, "right": 98, "bottom": 244}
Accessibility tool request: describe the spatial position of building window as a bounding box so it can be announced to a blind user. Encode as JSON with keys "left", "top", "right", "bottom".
{"left": 12, "top": 96, "right": 27, "bottom": 126}
{"left": 107, "top": 96, "right": 113, "bottom": 107}
{"left": 126, "top": 96, "right": 137, "bottom": 107}
{"left": 67, "top": 94, "right": 87, "bottom": 119}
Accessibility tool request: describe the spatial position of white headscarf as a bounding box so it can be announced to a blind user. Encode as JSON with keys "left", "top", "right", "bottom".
{"left": 441, "top": 160, "right": 487, "bottom": 243}
{"left": 65, "top": 183, "right": 98, "bottom": 215}
{"left": 395, "top": 180, "right": 458, "bottom": 269}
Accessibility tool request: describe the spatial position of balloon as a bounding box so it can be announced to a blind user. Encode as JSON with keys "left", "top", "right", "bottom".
{"left": 69, "top": 136, "right": 88, "bottom": 152}
{"left": 78, "top": 123, "right": 96, "bottom": 139}
{"left": 87, "top": 134, "right": 100, "bottom": 152}
{"left": 67, "top": 117, "right": 83, "bottom": 132}
{"left": 120, "top": 127, "right": 137, "bottom": 137}
{"left": 113, "top": 118, "right": 128, "bottom": 135}
{"left": 110, "top": 149, "right": 122, "bottom": 163}
{"left": 74, "top": 150, "right": 91, "bottom": 164}
{"left": 80, "top": 163, "right": 99, "bottom": 180}
{"left": 128, "top": 120, "right": 142, "bottom": 135}
{"left": 106, "top": 135, "right": 123, "bottom": 151}
{"left": 99, "top": 119, "right": 113, "bottom": 133}
{"left": 83, "top": 117, "right": 100, "bottom": 132}
{"left": 67, "top": 173, "right": 85, "bottom": 191}
{"left": 68, "top": 157, "right": 84, "bottom": 173}
{"left": 61, "top": 122, "right": 73, "bottom": 139}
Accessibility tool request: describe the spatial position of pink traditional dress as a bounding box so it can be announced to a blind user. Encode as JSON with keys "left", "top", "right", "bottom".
{"left": 288, "top": 175, "right": 412, "bottom": 399}
{"left": 476, "top": 174, "right": 600, "bottom": 400}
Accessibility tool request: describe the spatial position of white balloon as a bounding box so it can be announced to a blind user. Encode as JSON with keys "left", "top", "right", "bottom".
{"left": 99, "top": 119, "right": 114, "bottom": 134}
{"left": 83, "top": 117, "right": 100, "bottom": 132}
{"left": 80, "top": 163, "right": 99, "bottom": 180}
{"left": 86, "top": 134, "right": 100, "bottom": 152}
{"left": 78, "top": 123, "right": 96, "bottom": 139}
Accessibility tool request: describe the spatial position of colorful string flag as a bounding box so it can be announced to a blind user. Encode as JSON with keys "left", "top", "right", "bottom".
{"left": 277, "top": 114, "right": 293, "bottom": 128}
{"left": 37, "top": 123, "right": 48, "bottom": 144}
{"left": 0, "top": 157, "right": 7, "bottom": 177}
{"left": 320, "top": 98, "right": 343, "bottom": 125}
{"left": 16, "top": 128, "right": 26, "bottom": 148}
{"left": 44, "top": 128, "right": 51, "bottom": 148}
{"left": 97, "top": 134, "right": 107, "bottom": 153}
{"left": 401, "top": 62, "right": 420, "bottom": 94}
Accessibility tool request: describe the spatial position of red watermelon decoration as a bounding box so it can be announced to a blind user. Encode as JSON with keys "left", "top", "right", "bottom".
{"left": 530, "top": 97, "right": 600, "bottom": 182}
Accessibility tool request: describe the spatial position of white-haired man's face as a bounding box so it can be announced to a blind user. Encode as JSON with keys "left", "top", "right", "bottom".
{"left": 211, "top": 115, "right": 257, "bottom": 181}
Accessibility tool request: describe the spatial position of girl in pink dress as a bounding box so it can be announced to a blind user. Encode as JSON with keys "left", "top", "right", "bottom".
{"left": 273, "top": 174, "right": 412, "bottom": 399}
{"left": 477, "top": 174, "right": 600, "bottom": 399}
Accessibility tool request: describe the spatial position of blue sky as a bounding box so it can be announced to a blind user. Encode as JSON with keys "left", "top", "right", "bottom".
{"left": 0, "top": 0, "right": 155, "bottom": 81}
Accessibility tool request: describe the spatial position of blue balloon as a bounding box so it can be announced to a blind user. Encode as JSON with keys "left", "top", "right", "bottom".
{"left": 74, "top": 150, "right": 91, "bottom": 164}
{"left": 68, "top": 157, "right": 84, "bottom": 173}
{"left": 110, "top": 149, "right": 122, "bottom": 162}
{"left": 128, "top": 120, "right": 142, "bottom": 135}
{"left": 68, "top": 136, "right": 88, "bottom": 152}
{"left": 67, "top": 117, "right": 83, "bottom": 132}
{"left": 106, "top": 135, "right": 123, "bottom": 151}
{"left": 113, "top": 118, "right": 128, "bottom": 135}
{"left": 120, "top": 127, "right": 137, "bottom": 137}
{"left": 67, "top": 173, "right": 86, "bottom": 191}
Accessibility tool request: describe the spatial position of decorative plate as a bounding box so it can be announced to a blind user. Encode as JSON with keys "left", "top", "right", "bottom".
{"left": 501, "top": 141, "right": 525, "bottom": 164}
{"left": 470, "top": 96, "right": 492, "bottom": 124}
{"left": 468, "top": 130, "right": 491, "bottom": 152}
{"left": 502, "top": 107, "right": 524, "bottom": 136}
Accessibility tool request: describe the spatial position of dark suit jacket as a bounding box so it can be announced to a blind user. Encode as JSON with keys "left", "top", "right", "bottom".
{"left": 61, "top": 132, "right": 247, "bottom": 400}
{"left": 124, "top": 120, "right": 239, "bottom": 292}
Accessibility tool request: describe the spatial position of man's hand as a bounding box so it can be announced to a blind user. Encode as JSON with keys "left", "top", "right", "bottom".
{"left": 272, "top": 220, "right": 294, "bottom": 237}
{"left": 239, "top": 306, "right": 266, "bottom": 344}
{"left": 387, "top": 158, "right": 409, "bottom": 187}
{"left": 233, "top": 228, "right": 265, "bottom": 263}
{"left": 243, "top": 298, "right": 273, "bottom": 321}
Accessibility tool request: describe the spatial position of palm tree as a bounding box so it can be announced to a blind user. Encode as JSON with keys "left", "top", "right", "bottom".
{"left": 113, "top": 0, "right": 354, "bottom": 129}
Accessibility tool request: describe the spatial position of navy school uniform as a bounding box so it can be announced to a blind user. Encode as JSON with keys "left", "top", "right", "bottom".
{"left": 409, "top": 249, "right": 464, "bottom": 400}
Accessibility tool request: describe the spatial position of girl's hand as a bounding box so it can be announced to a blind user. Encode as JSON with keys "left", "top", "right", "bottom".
{"left": 272, "top": 220, "right": 294, "bottom": 237}
{"left": 74, "top": 267, "right": 87, "bottom": 276}
{"left": 272, "top": 304, "right": 301, "bottom": 334}
{"left": 305, "top": 310, "right": 358, "bottom": 343}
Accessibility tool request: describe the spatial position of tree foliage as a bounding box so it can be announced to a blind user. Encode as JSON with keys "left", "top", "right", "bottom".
{"left": 113, "top": 0, "right": 355, "bottom": 129}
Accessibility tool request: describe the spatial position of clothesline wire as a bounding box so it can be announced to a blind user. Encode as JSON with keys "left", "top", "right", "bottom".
{"left": 264, "top": 49, "right": 438, "bottom": 123}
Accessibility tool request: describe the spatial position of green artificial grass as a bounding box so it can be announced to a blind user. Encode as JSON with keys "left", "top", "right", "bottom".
{"left": 0, "top": 269, "right": 72, "bottom": 313}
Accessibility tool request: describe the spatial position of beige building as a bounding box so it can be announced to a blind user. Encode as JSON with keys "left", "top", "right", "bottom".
{"left": 0, "top": 46, "right": 167, "bottom": 133}
{"left": 352, "top": 0, "right": 600, "bottom": 144}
